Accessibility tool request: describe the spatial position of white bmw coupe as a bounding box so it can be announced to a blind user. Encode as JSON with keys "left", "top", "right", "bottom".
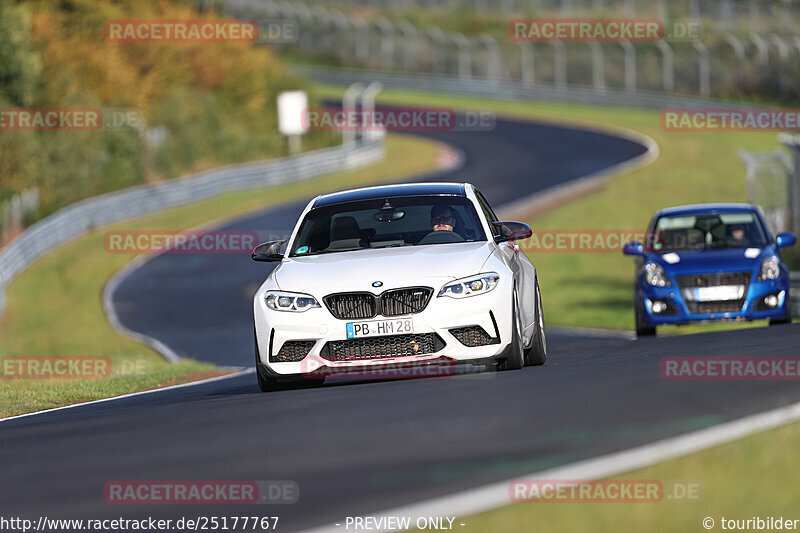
{"left": 252, "top": 182, "right": 546, "bottom": 391}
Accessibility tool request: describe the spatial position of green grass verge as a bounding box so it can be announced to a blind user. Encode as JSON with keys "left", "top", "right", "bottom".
{"left": 316, "top": 85, "right": 782, "bottom": 333}
{"left": 0, "top": 134, "right": 441, "bottom": 418}
{"left": 461, "top": 418, "right": 800, "bottom": 532}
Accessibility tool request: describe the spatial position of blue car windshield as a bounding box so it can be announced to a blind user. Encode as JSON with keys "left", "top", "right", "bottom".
{"left": 289, "top": 196, "right": 487, "bottom": 257}
{"left": 650, "top": 212, "right": 769, "bottom": 252}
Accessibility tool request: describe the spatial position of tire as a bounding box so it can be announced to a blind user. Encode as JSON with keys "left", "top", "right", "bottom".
{"left": 634, "top": 292, "right": 656, "bottom": 337}
{"left": 496, "top": 288, "right": 525, "bottom": 371}
{"left": 525, "top": 279, "right": 547, "bottom": 366}
{"left": 769, "top": 298, "right": 792, "bottom": 326}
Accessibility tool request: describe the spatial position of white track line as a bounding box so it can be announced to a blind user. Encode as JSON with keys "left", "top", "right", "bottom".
{"left": 0, "top": 368, "right": 252, "bottom": 424}
{"left": 301, "top": 399, "right": 800, "bottom": 533}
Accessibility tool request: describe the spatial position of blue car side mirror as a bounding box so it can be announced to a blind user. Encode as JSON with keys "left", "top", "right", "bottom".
{"left": 776, "top": 232, "right": 797, "bottom": 248}
{"left": 623, "top": 241, "right": 644, "bottom": 256}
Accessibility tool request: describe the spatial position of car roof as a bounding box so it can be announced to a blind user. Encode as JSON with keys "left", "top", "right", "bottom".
{"left": 654, "top": 203, "right": 757, "bottom": 218}
{"left": 312, "top": 182, "right": 467, "bottom": 208}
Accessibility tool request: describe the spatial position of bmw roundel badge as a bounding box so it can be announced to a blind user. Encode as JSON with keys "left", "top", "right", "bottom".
{"left": 372, "top": 281, "right": 383, "bottom": 288}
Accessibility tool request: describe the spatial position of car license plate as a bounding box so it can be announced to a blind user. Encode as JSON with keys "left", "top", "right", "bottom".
{"left": 694, "top": 285, "right": 744, "bottom": 302}
{"left": 346, "top": 318, "right": 413, "bottom": 338}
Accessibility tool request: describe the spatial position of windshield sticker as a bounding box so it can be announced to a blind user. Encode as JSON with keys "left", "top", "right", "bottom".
{"left": 295, "top": 246, "right": 309, "bottom": 255}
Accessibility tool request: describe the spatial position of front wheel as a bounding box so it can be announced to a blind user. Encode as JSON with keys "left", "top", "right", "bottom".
{"left": 769, "top": 299, "right": 793, "bottom": 326}
{"left": 635, "top": 292, "right": 656, "bottom": 337}
{"left": 525, "top": 279, "right": 547, "bottom": 366}
{"left": 496, "top": 288, "right": 525, "bottom": 371}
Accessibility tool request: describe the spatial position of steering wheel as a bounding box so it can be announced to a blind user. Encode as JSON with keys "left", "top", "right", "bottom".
{"left": 419, "top": 230, "right": 464, "bottom": 245}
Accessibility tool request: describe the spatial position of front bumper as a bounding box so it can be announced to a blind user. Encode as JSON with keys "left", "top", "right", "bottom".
{"left": 254, "top": 281, "right": 515, "bottom": 376}
{"left": 638, "top": 274, "right": 790, "bottom": 326}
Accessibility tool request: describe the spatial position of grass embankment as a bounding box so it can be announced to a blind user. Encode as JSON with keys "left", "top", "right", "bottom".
{"left": 0, "top": 134, "right": 441, "bottom": 418}
{"left": 315, "top": 86, "right": 781, "bottom": 333}
{"left": 462, "top": 419, "right": 800, "bottom": 532}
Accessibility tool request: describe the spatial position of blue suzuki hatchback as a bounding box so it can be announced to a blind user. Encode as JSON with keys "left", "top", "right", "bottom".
{"left": 623, "top": 203, "right": 796, "bottom": 337}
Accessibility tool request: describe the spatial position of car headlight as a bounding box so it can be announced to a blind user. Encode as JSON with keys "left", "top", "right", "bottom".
{"left": 264, "top": 291, "right": 320, "bottom": 312}
{"left": 643, "top": 262, "right": 670, "bottom": 287}
{"left": 438, "top": 273, "right": 500, "bottom": 298}
{"left": 758, "top": 255, "right": 781, "bottom": 281}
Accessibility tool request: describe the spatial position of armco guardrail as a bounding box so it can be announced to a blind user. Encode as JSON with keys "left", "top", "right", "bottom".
{"left": 0, "top": 140, "right": 385, "bottom": 320}
{"left": 290, "top": 65, "right": 757, "bottom": 111}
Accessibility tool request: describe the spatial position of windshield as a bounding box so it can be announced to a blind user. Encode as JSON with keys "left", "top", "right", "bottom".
{"left": 289, "top": 196, "right": 486, "bottom": 257}
{"left": 650, "top": 211, "right": 769, "bottom": 252}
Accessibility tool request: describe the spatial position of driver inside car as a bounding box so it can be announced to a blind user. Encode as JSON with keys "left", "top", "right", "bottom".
{"left": 419, "top": 205, "right": 465, "bottom": 244}
{"left": 431, "top": 204, "right": 457, "bottom": 232}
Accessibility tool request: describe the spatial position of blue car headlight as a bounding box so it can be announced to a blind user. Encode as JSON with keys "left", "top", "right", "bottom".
{"left": 643, "top": 262, "right": 671, "bottom": 287}
{"left": 758, "top": 255, "right": 781, "bottom": 281}
{"left": 264, "top": 291, "right": 320, "bottom": 312}
{"left": 438, "top": 273, "right": 500, "bottom": 298}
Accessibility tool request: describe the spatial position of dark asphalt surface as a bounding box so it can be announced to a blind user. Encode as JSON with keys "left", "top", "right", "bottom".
{"left": 5, "top": 117, "right": 798, "bottom": 532}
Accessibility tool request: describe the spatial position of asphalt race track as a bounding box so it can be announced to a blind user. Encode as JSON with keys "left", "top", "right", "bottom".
{"left": 4, "top": 117, "right": 800, "bottom": 531}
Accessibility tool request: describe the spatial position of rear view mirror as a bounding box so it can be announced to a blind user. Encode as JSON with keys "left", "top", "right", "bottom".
{"left": 776, "top": 232, "right": 797, "bottom": 248}
{"left": 494, "top": 221, "right": 532, "bottom": 243}
{"left": 623, "top": 241, "right": 644, "bottom": 256}
{"left": 252, "top": 240, "right": 286, "bottom": 262}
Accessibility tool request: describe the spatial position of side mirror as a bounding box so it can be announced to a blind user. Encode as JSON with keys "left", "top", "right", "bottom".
{"left": 494, "top": 221, "right": 532, "bottom": 243}
{"left": 251, "top": 240, "right": 287, "bottom": 262}
{"left": 623, "top": 241, "right": 644, "bottom": 256}
{"left": 776, "top": 232, "right": 797, "bottom": 248}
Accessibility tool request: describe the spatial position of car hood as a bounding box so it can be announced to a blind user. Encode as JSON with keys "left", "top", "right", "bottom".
{"left": 273, "top": 241, "right": 494, "bottom": 294}
{"left": 648, "top": 246, "right": 772, "bottom": 275}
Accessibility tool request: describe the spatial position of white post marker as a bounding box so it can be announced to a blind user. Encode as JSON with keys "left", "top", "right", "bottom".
{"left": 277, "top": 90, "right": 308, "bottom": 154}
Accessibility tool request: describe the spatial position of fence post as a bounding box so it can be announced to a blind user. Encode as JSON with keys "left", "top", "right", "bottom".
{"left": 519, "top": 41, "right": 535, "bottom": 86}
{"left": 724, "top": 33, "right": 746, "bottom": 87}
{"left": 551, "top": 40, "right": 566, "bottom": 88}
{"left": 587, "top": 41, "right": 604, "bottom": 90}
{"left": 620, "top": 40, "right": 636, "bottom": 92}
{"left": 398, "top": 20, "right": 419, "bottom": 71}
{"left": 342, "top": 82, "right": 364, "bottom": 146}
{"left": 452, "top": 32, "right": 472, "bottom": 79}
{"left": 656, "top": 40, "right": 674, "bottom": 92}
{"left": 427, "top": 26, "right": 448, "bottom": 74}
{"left": 351, "top": 14, "right": 370, "bottom": 65}
{"left": 770, "top": 34, "right": 790, "bottom": 94}
{"left": 375, "top": 17, "right": 395, "bottom": 70}
{"left": 480, "top": 33, "right": 503, "bottom": 81}
{"left": 692, "top": 40, "right": 710, "bottom": 97}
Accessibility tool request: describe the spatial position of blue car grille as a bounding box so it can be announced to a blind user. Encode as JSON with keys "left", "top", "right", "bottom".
{"left": 675, "top": 271, "right": 751, "bottom": 314}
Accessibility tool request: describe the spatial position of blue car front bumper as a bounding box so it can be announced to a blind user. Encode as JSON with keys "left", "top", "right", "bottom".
{"left": 638, "top": 274, "right": 790, "bottom": 325}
